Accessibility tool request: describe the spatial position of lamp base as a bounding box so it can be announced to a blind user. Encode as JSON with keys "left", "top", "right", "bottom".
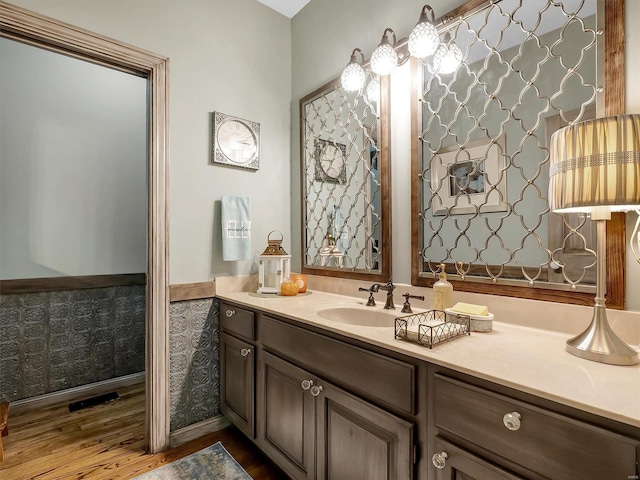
{"left": 566, "top": 305, "right": 639, "bottom": 366}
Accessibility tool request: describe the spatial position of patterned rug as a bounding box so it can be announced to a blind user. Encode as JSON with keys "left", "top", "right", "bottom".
{"left": 133, "top": 442, "right": 252, "bottom": 480}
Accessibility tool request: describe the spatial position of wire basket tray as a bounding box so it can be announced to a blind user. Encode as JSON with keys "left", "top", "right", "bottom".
{"left": 394, "top": 310, "right": 470, "bottom": 348}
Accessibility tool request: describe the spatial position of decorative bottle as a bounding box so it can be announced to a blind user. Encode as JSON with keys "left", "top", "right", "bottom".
{"left": 433, "top": 263, "right": 453, "bottom": 311}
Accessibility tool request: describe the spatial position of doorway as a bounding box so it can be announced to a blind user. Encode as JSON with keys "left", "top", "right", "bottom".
{"left": 0, "top": 2, "right": 169, "bottom": 453}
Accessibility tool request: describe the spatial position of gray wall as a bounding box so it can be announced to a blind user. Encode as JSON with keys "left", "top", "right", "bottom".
{"left": 0, "top": 37, "right": 147, "bottom": 279}
{"left": 8, "top": 0, "right": 294, "bottom": 284}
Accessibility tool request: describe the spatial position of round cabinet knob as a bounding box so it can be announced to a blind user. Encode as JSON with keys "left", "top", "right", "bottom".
{"left": 225, "top": 309, "right": 235, "bottom": 317}
{"left": 310, "top": 385, "right": 324, "bottom": 397}
{"left": 301, "top": 379, "right": 313, "bottom": 390}
{"left": 503, "top": 411, "right": 522, "bottom": 431}
{"left": 432, "top": 452, "right": 448, "bottom": 469}
{"left": 240, "top": 348, "right": 251, "bottom": 357}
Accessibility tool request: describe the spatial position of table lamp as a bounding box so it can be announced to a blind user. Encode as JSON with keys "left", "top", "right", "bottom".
{"left": 549, "top": 114, "right": 639, "bottom": 365}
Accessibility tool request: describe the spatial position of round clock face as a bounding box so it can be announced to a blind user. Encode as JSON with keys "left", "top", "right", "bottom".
{"left": 217, "top": 119, "right": 258, "bottom": 164}
{"left": 320, "top": 144, "right": 345, "bottom": 179}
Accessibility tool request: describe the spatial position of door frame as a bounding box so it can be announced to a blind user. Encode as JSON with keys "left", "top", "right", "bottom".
{"left": 0, "top": 2, "right": 171, "bottom": 452}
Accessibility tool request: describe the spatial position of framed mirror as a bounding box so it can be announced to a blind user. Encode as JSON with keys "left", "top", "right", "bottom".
{"left": 300, "top": 71, "right": 391, "bottom": 281}
{"left": 411, "top": 0, "right": 626, "bottom": 308}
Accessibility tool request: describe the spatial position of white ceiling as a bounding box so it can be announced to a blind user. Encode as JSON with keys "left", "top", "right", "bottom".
{"left": 257, "top": 0, "right": 310, "bottom": 18}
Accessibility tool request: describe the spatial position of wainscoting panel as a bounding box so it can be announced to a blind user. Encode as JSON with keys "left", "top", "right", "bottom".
{"left": 0, "top": 285, "right": 145, "bottom": 402}
{"left": 169, "top": 297, "right": 220, "bottom": 431}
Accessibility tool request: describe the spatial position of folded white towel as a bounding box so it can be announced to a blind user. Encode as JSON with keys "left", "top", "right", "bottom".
{"left": 221, "top": 195, "right": 251, "bottom": 261}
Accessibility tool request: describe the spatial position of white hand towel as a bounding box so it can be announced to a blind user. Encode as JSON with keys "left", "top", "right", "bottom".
{"left": 221, "top": 195, "right": 251, "bottom": 261}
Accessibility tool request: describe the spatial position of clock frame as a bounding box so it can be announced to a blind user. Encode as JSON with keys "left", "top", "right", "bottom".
{"left": 211, "top": 111, "right": 260, "bottom": 170}
{"left": 314, "top": 138, "right": 347, "bottom": 183}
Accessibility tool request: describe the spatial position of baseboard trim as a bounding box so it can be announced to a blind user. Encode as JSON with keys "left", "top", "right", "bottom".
{"left": 9, "top": 372, "right": 145, "bottom": 415}
{"left": 169, "top": 415, "right": 231, "bottom": 448}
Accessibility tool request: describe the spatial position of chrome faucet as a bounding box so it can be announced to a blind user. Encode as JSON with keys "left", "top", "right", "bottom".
{"left": 377, "top": 280, "right": 396, "bottom": 309}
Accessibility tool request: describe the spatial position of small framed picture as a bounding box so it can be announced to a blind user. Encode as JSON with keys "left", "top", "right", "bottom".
{"left": 430, "top": 137, "right": 507, "bottom": 215}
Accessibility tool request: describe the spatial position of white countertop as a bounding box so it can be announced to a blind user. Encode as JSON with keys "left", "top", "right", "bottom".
{"left": 217, "top": 289, "right": 640, "bottom": 428}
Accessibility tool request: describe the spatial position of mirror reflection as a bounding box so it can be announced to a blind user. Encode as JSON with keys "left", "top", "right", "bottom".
{"left": 300, "top": 71, "right": 390, "bottom": 280}
{"left": 413, "top": 0, "right": 613, "bottom": 297}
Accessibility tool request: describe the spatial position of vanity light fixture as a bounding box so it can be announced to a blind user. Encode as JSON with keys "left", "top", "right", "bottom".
{"left": 370, "top": 28, "right": 399, "bottom": 76}
{"left": 432, "top": 31, "right": 462, "bottom": 74}
{"left": 549, "top": 114, "right": 640, "bottom": 365}
{"left": 339, "top": 4, "right": 463, "bottom": 88}
{"left": 408, "top": 5, "right": 439, "bottom": 58}
{"left": 340, "top": 48, "right": 367, "bottom": 92}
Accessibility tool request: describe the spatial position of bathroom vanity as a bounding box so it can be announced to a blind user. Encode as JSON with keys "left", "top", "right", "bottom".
{"left": 218, "top": 291, "right": 640, "bottom": 480}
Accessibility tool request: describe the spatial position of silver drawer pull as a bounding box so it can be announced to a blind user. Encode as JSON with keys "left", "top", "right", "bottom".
{"left": 225, "top": 309, "right": 235, "bottom": 317}
{"left": 301, "top": 379, "right": 313, "bottom": 390}
{"left": 432, "top": 452, "right": 448, "bottom": 469}
{"left": 240, "top": 348, "right": 251, "bottom": 357}
{"left": 503, "top": 411, "right": 522, "bottom": 431}
{"left": 310, "top": 385, "right": 324, "bottom": 397}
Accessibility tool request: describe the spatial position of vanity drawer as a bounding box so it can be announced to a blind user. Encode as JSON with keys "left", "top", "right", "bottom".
{"left": 220, "top": 302, "right": 255, "bottom": 341}
{"left": 261, "top": 316, "right": 415, "bottom": 415}
{"left": 434, "top": 374, "right": 639, "bottom": 480}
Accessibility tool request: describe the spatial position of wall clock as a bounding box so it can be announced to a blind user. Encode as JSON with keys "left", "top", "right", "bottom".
{"left": 212, "top": 111, "right": 260, "bottom": 170}
{"left": 314, "top": 139, "right": 347, "bottom": 183}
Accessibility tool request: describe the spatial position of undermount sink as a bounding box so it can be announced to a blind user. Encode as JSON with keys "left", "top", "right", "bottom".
{"left": 316, "top": 307, "right": 398, "bottom": 327}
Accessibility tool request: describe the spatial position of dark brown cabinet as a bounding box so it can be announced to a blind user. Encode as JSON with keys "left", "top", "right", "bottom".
{"left": 220, "top": 332, "right": 255, "bottom": 438}
{"left": 258, "top": 350, "right": 414, "bottom": 480}
{"left": 431, "top": 374, "right": 640, "bottom": 480}
{"left": 219, "top": 301, "right": 640, "bottom": 480}
{"left": 431, "top": 438, "right": 523, "bottom": 480}
{"left": 219, "top": 302, "right": 257, "bottom": 439}
{"left": 316, "top": 380, "right": 414, "bottom": 480}
{"left": 258, "top": 351, "right": 316, "bottom": 479}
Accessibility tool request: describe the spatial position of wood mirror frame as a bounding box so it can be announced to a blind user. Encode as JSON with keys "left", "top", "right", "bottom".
{"left": 410, "top": 0, "right": 626, "bottom": 309}
{"left": 300, "top": 74, "right": 392, "bottom": 282}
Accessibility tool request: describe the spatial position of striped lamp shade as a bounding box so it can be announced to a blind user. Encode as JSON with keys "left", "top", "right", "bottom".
{"left": 549, "top": 114, "right": 640, "bottom": 213}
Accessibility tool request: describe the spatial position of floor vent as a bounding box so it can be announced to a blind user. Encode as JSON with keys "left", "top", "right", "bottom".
{"left": 69, "top": 392, "right": 119, "bottom": 412}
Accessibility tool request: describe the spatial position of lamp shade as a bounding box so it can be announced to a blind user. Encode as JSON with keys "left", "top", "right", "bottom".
{"left": 549, "top": 114, "right": 640, "bottom": 213}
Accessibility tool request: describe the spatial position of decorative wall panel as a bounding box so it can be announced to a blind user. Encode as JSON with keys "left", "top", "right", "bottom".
{"left": 0, "top": 285, "right": 145, "bottom": 402}
{"left": 169, "top": 298, "right": 220, "bottom": 431}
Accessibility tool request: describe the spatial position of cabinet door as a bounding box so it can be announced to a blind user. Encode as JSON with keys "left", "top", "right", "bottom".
{"left": 220, "top": 332, "right": 254, "bottom": 438}
{"left": 316, "top": 382, "right": 415, "bottom": 480}
{"left": 258, "top": 351, "right": 315, "bottom": 480}
{"left": 432, "top": 438, "right": 524, "bottom": 480}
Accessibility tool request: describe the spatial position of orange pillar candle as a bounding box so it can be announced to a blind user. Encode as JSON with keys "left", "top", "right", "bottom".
{"left": 291, "top": 273, "right": 308, "bottom": 293}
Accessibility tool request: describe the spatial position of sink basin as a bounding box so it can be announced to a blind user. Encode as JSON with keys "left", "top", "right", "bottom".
{"left": 316, "top": 307, "right": 398, "bottom": 327}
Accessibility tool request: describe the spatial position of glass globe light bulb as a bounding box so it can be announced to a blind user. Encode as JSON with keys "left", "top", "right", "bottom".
{"left": 433, "top": 42, "right": 462, "bottom": 75}
{"left": 341, "top": 62, "right": 366, "bottom": 92}
{"left": 408, "top": 21, "right": 439, "bottom": 58}
{"left": 365, "top": 76, "right": 380, "bottom": 103}
{"left": 370, "top": 43, "right": 398, "bottom": 76}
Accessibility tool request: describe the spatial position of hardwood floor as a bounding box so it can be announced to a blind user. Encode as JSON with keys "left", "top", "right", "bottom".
{"left": 0, "top": 384, "right": 288, "bottom": 479}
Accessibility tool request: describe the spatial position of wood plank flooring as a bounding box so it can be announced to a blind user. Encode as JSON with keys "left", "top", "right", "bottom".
{"left": 0, "top": 384, "right": 288, "bottom": 479}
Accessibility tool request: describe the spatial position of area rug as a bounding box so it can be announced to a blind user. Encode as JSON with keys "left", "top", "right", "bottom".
{"left": 133, "top": 442, "right": 252, "bottom": 480}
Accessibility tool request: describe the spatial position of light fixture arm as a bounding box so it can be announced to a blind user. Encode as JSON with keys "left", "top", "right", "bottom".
{"left": 417, "top": 5, "right": 436, "bottom": 25}
{"left": 349, "top": 48, "right": 365, "bottom": 65}
{"left": 379, "top": 28, "right": 397, "bottom": 47}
